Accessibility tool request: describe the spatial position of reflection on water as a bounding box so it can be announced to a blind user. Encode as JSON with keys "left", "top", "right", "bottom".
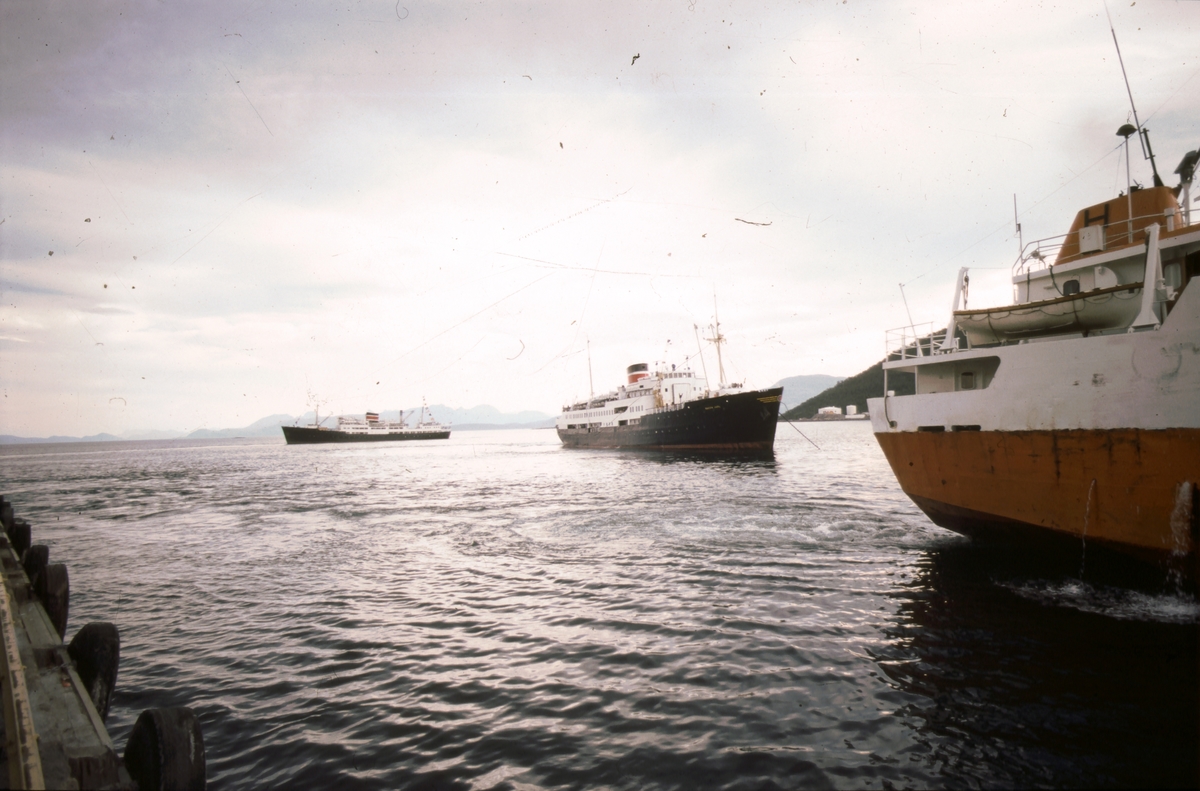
{"left": 619, "top": 448, "right": 777, "bottom": 472}
{"left": 877, "top": 541, "right": 1199, "bottom": 789}
{"left": 0, "top": 425, "right": 1195, "bottom": 789}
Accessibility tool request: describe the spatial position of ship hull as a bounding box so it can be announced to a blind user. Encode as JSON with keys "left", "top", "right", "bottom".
{"left": 557, "top": 388, "right": 782, "bottom": 451}
{"left": 874, "top": 428, "right": 1199, "bottom": 560}
{"left": 868, "top": 270, "right": 1200, "bottom": 565}
{"left": 281, "top": 426, "right": 450, "bottom": 444}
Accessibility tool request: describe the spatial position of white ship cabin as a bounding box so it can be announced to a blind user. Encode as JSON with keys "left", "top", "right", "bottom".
{"left": 557, "top": 362, "right": 716, "bottom": 430}
{"left": 1012, "top": 185, "right": 1195, "bottom": 308}
{"left": 336, "top": 411, "right": 408, "bottom": 434}
{"left": 881, "top": 142, "right": 1199, "bottom": 398}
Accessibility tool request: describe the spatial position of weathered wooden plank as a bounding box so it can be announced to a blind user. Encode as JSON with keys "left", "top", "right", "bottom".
{"left": 0, "top": 534, "right": 130, "bottom": 790}
{"left": 0, "top": 563, "right": 46, "bottom": 790}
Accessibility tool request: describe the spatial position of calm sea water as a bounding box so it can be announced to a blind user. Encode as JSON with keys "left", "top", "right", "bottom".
{"left": 1, "top": 423, "right": 1196, "bottom": 790}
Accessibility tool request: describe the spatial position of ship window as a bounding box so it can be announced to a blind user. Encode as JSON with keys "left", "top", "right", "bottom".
{"left": 1062, "top": 279, "right": 1080, "bottom": 296}
{"left": 960, "top": 371, "right": 975, "bottom": 390}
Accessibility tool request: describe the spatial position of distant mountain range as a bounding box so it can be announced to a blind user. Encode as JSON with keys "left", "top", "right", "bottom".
{"left": 772, "top": 375, "right": 845, "bottom": 411}
{"left": 1, "top": 375, "right": 850, "bottom": 445}
{"left": 0, "top": 432, "right": 127, "bottom": 445}
{"left": 0, "top": 404, "right": 557, "bottom": 444}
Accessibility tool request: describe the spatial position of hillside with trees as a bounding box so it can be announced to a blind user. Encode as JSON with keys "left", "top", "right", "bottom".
{"left": 780, "top": 360, "right": 914, "bottom": 420}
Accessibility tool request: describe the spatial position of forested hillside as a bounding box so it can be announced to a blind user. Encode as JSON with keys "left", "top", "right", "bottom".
{"left": 780, "top": 360, "right": 914, "bottom": 419}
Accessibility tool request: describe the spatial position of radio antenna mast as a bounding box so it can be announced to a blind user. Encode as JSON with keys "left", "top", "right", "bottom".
{"left": 1107, "top": 5, "right": 1163, "bottom": 186}
{"left": 1013, "top": 194, "right": 1023, "bottom": 257}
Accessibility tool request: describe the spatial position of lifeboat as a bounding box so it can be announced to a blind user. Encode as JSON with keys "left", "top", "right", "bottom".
{"left": 948, "top": 185, "right": 1190, "bottom": 347}
{"left": 954, "top": 282, "right": 1144, "bottom": 346}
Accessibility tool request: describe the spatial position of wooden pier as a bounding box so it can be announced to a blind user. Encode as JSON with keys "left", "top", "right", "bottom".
{"left": 0, "top": 496, "right": 205, "bottom": 790}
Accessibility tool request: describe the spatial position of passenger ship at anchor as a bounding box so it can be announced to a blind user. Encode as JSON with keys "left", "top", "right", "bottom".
{"left": 868, "top": 135, "right": 1200, "bottom": 570}
{"left": 556, "top": 321, "right": 782, "bottom": 451}
{"left": 282, "top": 404, "right": 450, "bottom": 444}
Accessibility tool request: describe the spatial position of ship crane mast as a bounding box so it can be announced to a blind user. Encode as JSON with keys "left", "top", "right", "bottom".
{"left": 704, "top": 296, "right": 727, "bottom": 389}
{"left": 693, "top": 324, "right": 711, "bottom": 394}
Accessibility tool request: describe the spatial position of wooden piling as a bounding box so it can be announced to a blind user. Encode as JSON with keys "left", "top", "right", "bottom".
{"left": 0, "top": 496, "right": 207, "bottom": 789}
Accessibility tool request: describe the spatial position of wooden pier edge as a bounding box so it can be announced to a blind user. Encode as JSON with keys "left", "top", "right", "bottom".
{"left": 0, "top": 570, "right": 45, "bottom": 790}
{"left": 0, "top": 495, "right": 208, "bottom": 790}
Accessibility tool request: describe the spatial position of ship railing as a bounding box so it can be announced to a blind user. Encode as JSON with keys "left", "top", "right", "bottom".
{"left": 587, "top": 392, "right": 618, "bottom": 408}
{"left": 1012, "top": 205, "right": 1192, "bottom": 278}
{"left": 885, "top": 323, "right": 960, "bottom": 360}
{"left": 1011, "top": 235, "right": 1067, "bottom": 278}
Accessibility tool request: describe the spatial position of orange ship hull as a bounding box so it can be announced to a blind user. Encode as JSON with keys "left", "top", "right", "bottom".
{"left": 875, "top": 428, "right": 1200, "bottom": 561}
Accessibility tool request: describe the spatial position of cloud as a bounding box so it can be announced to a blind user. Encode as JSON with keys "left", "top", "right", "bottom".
{"left": 1, "top": 0, "right": 1197, "bottom": 435}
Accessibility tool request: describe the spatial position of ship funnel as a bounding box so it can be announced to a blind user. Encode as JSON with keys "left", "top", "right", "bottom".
{"left": 626, "top": 363, "right": 649, "bottom": 384}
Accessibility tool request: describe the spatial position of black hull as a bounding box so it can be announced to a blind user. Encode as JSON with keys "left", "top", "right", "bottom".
{"left": 281, "top": 426, "right": 451, "bottom": 445}
{"left": 557, "top": 388, "right": 782, "bottom": 451}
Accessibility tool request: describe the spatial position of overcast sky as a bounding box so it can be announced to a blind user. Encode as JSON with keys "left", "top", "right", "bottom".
{"left": 1, "top": 0, "right": 1197, "bottom": 436}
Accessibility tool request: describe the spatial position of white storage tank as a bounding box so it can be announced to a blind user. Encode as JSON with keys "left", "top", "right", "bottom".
{"left": 845, "top": 405, "right": 858, "bottom": 416}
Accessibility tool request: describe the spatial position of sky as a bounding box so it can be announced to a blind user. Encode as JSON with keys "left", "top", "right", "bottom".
{"left": 1, "top": 0, "right": 1197, "bottom": 436}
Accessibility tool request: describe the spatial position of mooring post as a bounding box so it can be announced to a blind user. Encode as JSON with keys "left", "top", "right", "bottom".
{"left": 11, "top": 519, "right": 31, "bottom": 559}
{"left": 35, "top": 563, "right": 69, "bottom": 641}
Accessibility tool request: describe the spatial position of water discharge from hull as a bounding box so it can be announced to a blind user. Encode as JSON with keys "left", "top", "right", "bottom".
{"left": 1167, "top": 481, "right": 1198, "bottom": 590}
{"left": 1081, "top": 477, "right": 1097, "bottom": 578}
{"left": 1169, "top": 482, "right": 1196, "bottom": 557}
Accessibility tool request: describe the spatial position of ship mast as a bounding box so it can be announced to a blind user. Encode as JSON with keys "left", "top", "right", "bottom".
{"left": 307, "top": 388, "right": 330, "bottom": 427}
{"left": 693, "top": 324, "right": 711, "bottom": 392}
{"left": 705, "top": 296, "right": 727, "bottom": 389}
{"left": 587, "top": 337, "right": 594, "bottom": 402}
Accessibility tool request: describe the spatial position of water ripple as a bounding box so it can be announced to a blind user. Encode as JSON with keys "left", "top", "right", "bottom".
{"left": 1, "top": 425, "right": 1195, "bottom": 789}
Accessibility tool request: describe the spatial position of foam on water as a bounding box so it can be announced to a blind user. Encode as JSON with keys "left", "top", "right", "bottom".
{"left": 1004, "top": 579, "right": 1200, "bottom": 624}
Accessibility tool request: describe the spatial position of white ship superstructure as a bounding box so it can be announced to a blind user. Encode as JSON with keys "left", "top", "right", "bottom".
{"left": 557, "top": 363, "right": 726, "bottom": 431}
{"left": 333, "top": 408, "right": 448, "bottom": 438}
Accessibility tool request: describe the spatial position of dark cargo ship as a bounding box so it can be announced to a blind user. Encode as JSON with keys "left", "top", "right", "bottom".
{"left": 556, "top": 362, "right": 782, "bottom": 451}
{"left": 282, "top": 407, "right": 450, "bottom": 445}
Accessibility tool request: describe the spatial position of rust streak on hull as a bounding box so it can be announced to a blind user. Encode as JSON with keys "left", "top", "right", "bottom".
{"left": 875, "top": 428, "right": 1200, "bottom": 556}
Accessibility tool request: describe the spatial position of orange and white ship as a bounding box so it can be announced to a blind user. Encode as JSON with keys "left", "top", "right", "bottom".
{"left": 867, "top": 134, "right": 1199, "bottom": 570}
